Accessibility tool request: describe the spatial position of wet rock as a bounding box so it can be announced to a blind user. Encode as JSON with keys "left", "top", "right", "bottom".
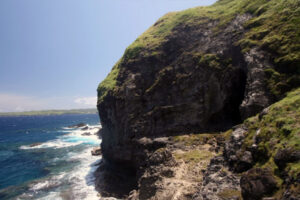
{"left": 82, "top": 132, "right": 91, "bottom": 136}
{"left": 240, "top": 168, "right": 278, "bottom": 200}
{"left": 67, "top": 123, "right": 86, "bottom": 128}
{"left": 91, "top": 147, "right": 102, "bottom": 156}
{"left": 81, "top": 126, "right": 89, "bottom": 131}
{"left": 29, "top": 143, "right": 42, "bottom": 147}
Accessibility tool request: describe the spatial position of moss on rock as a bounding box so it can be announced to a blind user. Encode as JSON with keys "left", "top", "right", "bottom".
{"left": 237, "top": 87, "right": 300, "bottom": 198}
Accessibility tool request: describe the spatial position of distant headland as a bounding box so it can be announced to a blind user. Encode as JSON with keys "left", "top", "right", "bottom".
{"left": 0, "top": 108, "right": 97, "bottom": 117}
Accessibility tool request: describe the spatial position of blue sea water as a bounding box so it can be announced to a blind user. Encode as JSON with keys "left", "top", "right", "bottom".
{"left": 0, "top": 114, "right": 102, "bottom": 200}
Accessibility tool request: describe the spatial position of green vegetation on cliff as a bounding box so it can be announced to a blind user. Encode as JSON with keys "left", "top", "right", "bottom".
{"left": 98, "top": 0, "right": 300, "bottom": 103}
{"left": 241, "top": 87, "right": 300, "bottom": 197}
{"left": 97, "top": 60, "right": 121, "bottom": 103}
{"left": 126, "top": 0, "right": 299, "bottom": 54}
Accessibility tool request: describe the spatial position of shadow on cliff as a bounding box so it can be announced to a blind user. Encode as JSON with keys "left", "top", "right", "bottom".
{"left": 94, "top": 159, "right": 138, "bottom": 199}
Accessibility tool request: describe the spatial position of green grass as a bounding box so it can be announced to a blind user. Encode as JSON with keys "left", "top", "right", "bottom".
{"left": 97, "top": 59, "right": 121, "bottom": 103}
{"left": 239, "top": 87, "right": 300, "bottom": 196}
{"left": 172, "top": 133, "right": 220, "bottom": 146}
{"left": 174, "top": 149, "right": 214, "bottom": 164}
{"left": 125, "top": 0, "right": 300, "bottom": 58}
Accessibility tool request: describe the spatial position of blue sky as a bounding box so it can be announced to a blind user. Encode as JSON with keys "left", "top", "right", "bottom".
{"left": 0, "top": 0, "right": 216, "bottom": 112}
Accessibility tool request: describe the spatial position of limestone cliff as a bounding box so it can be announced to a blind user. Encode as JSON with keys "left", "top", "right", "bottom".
{"left": 96, "top": 0, "right": 300, "bottom": 199}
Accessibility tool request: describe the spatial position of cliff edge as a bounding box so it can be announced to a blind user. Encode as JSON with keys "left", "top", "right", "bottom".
{"left": 96, "top": 0, "right": 300, "bottom": 199}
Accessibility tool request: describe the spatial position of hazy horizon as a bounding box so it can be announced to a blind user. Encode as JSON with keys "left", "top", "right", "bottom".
{"left": 0, "top": 107, "right": 97, "bottom": 114}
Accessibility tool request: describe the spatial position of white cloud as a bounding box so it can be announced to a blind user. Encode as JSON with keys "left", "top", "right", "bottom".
{"left": 0, "top": 93, "right": 97, "bottom": 112}
{"left": 0, "top": 94, "right": 46, "bottom": 112}
{"left": 74, "top": 97, "right": 97, "bottom": 106}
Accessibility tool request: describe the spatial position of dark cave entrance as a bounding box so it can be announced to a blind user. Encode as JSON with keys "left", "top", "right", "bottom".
{"left": 208, "top": 67, "right": 247, "bottom": 131}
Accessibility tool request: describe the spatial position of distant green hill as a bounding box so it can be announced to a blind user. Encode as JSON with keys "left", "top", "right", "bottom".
{"left": 0, "top": 108, "right": 98, "bottom": 117}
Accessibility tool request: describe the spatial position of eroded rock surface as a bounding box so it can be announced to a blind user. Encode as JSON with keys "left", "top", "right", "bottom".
{"left": 98, "top": 13, "right": 275, "bottom": 172}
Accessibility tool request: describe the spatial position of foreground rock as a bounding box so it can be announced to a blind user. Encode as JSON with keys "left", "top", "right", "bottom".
{"left": 240, "top": 168, "right": 278, "bottom": 200}
{"left": 91, "top": 147, "right": 102, "bottom": 156}
{"left": 195, "top": 156, "right": 241, "bottom": 200}
{"left": 97, "top": 134, "right": 231, "bottom": 199}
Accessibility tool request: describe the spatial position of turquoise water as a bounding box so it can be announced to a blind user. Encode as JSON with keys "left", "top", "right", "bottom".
{"left": 0, "top": 114, "right": 102, "bottom": 200}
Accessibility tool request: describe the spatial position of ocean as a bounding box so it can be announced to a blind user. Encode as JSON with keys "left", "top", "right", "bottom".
{"left": 0, "top": 114, "right": 102, "bottom": 200}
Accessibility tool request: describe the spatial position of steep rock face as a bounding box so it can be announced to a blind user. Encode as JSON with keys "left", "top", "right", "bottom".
{"left": 97, "top": 0, "right": 300, "bottom": 198}
{"left": 98, "top": 13, "right": 270, "bottom": 168}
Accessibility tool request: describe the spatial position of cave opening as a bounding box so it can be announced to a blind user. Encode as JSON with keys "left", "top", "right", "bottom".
{"left": 208, "top": 67, "right": 247, "bottom": 131}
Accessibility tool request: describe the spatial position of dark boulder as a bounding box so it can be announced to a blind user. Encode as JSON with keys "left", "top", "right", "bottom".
{"left": 274, "top": 148, "right": 300, "bottom": 169}
{"left": 240, "top": 168, "right": 278, "bottom": 200}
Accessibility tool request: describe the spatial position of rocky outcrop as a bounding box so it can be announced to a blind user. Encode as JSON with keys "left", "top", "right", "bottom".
{"left": 195, "top": 156, "right": 241, "bottom": 200}
{"left": 239, "top": 48, "right": 273, "bottom": 119}
{"left": 96, "top": 0, "right": 300, "bottom": 198}
{"left": 240, "top": 168, "right": 278, "bottom": 200}
{"left": 274, "top": 148, "right": 300, "bottom": 170}
{"left": 224, "top": 126, "right": 254, "bottom": 173}
{"left": 91, "top": 147, "right": 102, "bottom": 156}
{"left": 98, "top": 13, "right": 264, "bottom": 169}
{"left": 67, "top": 123, "right": 87, "bottom": 128}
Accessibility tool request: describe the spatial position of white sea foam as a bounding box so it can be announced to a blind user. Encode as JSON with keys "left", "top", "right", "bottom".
{"left": 20, "top": 140, "right": 83, "bottom": 150}
{"left": 64, "top": 148, "right": 102, "bottom": 200}
{"left": 18, "top": 124, "right": 105, "bottom": 200}
{"left": 20, "top": 124, "right": 101, "bottom": 150}
{"left": 23, "top": 147, "right": 102, "bottom": 200}
{"left": 30, "top": 174, "right": 64, "bottom": 191}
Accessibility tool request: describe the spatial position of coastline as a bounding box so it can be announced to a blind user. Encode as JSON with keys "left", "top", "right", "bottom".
{"left": 0, "top": 115, "right": 103, "bottom": 200}
{"left": 0, "top": 108, "right": 98, "bottom": 117}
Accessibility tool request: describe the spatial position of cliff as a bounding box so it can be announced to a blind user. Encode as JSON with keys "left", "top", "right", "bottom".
{"left": 96, "top": 0, "right": 300, "bottom": 199}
